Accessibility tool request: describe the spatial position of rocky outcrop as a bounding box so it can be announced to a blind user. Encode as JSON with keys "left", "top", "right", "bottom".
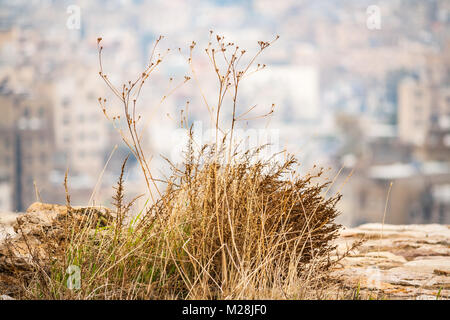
{"left": 0, "top": 202, "right": 113, "bottom": 297}
{"left": 331, "top": 223, "right": 450, "bottom": 300}
{"left": 0, "top": 202, "right": 112, "bottom": 274}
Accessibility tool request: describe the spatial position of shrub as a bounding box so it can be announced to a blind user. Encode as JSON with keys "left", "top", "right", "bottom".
{"left": 9, "top": 32, "right": 354, "bottom": 300}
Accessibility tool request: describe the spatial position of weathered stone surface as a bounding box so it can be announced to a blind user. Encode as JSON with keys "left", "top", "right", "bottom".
{"left": 332, "top": 223, "right": 450, "bottom": 300}
{"left": 0, "top": 202, "right": 113, "bottom": 274}
{"left": 0, "top": 212, "right": 21, "bottom": 241}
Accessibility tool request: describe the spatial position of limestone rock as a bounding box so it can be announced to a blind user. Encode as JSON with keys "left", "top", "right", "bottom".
{"left": 0, "top": 202, "right": 113, "bottom": 274}
{"left": 332, "top": 223, "right": 450, "bottom": 300}
{"left": 0, "top": 212, "right": 21, "bottom": 241}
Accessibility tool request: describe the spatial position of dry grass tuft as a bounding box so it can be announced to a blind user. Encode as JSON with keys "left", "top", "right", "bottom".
{"left": 13, "top": 143, "right": 344, "bottom": 300}
{"left": 5, "top": 32, "right": 360, "bottom": 300}
{"left": 145, "top": 143, "right": 343, "bottom": 299}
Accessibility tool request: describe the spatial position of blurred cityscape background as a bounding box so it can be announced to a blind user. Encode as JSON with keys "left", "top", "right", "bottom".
{"left": 0, "top": 0, "right": 449, "bottom": 226}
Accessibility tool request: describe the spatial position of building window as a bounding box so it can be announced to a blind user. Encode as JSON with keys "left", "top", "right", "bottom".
{"left": 430, "top": 114, "right": 438, "bottom": 125}
{"left": 359, "top": 190, "right": 367, "bottom": 208}
{"left": 23, "top": 107, "right": 30, "bottom": 118}
{"left": 62, "top": 97, "right": 71, "bottom": 108}
{"left": 4, "top": 137, "right": 10, "bottom": 148}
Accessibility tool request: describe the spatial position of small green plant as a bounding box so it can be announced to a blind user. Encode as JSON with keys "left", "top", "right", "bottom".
{"left": 436, "top": 287, "right": 442, "bottom": 300}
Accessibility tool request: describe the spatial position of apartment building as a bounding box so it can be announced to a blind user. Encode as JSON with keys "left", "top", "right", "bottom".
{"left": 0, "top": 83, "right": 54, "bottom": 211}
{"left": 398, "top": 45, "right": 450, "bottom": 157}
{"left": 52, "top": 63, "right": 108, "bottom": 181}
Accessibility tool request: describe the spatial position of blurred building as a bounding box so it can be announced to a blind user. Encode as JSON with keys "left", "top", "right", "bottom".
{"left": 339, "top": 162, "right": 450, "bottom": 226}
{"left": 398, "top": 77, "right": 433, "bottom": 146}
{"left": 398, "top": 48, "right": 450, "bottom": 160}
{"left": 241, "top": 65, "right": 321, "bottom": 122}
{"left": 52, "top": 64, "right": 108, "bottom": 180}
{"left": 0, "top": 82, "right": 54, "bottom": 212}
